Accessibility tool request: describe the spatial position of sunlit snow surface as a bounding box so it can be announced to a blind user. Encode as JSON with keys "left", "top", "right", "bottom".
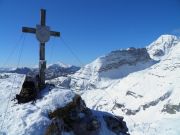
{"left": 80, "top": 36, "right": 180, "bottom": 135}
{"left": 0, "top": 74, "right": 121, "bottom": 135}
{"left": 0, "top": 73, "right": 76, "bottom": 135}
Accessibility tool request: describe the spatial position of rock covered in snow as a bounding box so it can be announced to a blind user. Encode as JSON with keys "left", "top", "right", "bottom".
{"left": 46, "top": 94, "right": 129, "bottom": 135}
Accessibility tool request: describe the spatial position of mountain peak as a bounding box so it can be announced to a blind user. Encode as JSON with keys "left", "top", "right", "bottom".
{"left": 147, "top": 34, "right": 180, "bottom": 60}
{"left": 156, "top": 34, "right": 178, "bottom": 43}
{"left": 48, "top": 62, "right": 72, "bottom": 68}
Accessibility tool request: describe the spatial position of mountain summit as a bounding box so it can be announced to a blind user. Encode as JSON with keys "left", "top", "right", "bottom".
{"left": 147, "top": 34, "right": 179, "bottom": 60}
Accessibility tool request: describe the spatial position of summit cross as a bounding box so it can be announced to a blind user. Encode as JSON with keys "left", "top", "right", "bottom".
{"left": 22, "top": 9, "right": 60, "bottom": 88}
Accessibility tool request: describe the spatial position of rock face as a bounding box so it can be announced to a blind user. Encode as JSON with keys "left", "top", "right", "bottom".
{"left": 15, "top": 80, "right": 37, "bottom": 104}
{"left": 98, "top": 47, "right": 152, "bottom": 72}
{"left": 45, "top": 118, "right": 64, "bottom": 135}
{"left": 103, "top": 115, "right": 129, "bottom": 135}
{"left": 15, "top": 76, "right": 38, "bottom": 104}
{"left": 46, "top": 95, "right": 129, "bottom": 135}
{"left": 162, "top": 103, "right": 180, "bottom": 114}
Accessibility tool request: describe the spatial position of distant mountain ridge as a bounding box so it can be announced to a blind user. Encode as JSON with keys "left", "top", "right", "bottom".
{"left": 0, "top": 62, "right": 80, "bottom": 80}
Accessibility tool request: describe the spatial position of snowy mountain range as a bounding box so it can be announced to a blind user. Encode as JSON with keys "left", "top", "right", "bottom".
{"left": 0, "top": 34, "right": 180, "bottom": 135}
{"left": 48, "top": 34, "right": 180, "bottom": 134}
{"left": 0, "top": 62, "right": 80, "bottom": 80}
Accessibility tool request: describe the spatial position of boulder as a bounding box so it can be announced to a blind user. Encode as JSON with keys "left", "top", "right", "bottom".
{"left": 16, "top": 80, "right": 37, "bottom": 104}
{"left": 47, "top": 94, "right": 129, "bottom": 135}
{"left": 48, "top": 95, "right": 101, "bottom": 135}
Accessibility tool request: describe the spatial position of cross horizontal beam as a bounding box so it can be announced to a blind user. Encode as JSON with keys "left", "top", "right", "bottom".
{"left": 22, "top": 27, "right": 36, "bottom": 33}
{"left": 50, "top": 31, "right": 60, "bottom": 37}
{"left": 22, "top": 27, "right": 60, "bottom": 37}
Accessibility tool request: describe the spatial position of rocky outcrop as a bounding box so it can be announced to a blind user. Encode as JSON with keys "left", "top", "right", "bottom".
{"left": 46, "top": 95, "right": 129, "bottom": 135}
{"left": 99, "top": 47, "right": 152, "bottom": 72}
{"left": 113, "top": 91, "right": 172, "bottom": 115}
{"left": 15, "top": 80, "right": 37, "bottom": 104}
{"left": 162, "top": 103, "right": 180, "bottom": 114}
{"left": 0, "top": 74, "right": 9, "bottom": 79}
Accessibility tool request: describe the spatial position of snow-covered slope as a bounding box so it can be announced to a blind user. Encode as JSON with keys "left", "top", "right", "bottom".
{"left": 48, "top": 34, "right": 180, "bottom": 135}
{"left": 0, "top": 73, "right": 129, "bottom": 135}
{"left": 79, "top": 35, "right": 180, "bottom": 135}
{"left": 82, "top": 41, "right": 180, "bottom": 134}
{"left": 0, "top": 73, "right": 77, "bottom": 135}
{"left": 69, "top": 47, "right": 156, "bottom": 91}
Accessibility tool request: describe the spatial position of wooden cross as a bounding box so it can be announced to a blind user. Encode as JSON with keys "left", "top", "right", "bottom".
{"left": 22, "top": 9, "right": 60, "bottom": 89}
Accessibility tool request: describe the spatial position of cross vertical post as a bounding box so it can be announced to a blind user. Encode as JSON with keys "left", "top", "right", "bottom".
{"left": 39, "top": 9, "right": 46, "bottom": 88}
{"left": 22, "top": 9, "right": 60, "bottom": 89}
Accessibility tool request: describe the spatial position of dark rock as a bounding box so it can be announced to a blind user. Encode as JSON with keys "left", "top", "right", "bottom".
{"left": 153, "top": 49, "right": 164, "bottom": 57}
{"left": 48, "top": 94, "right": 101, "bottom": 135}
{"left": 45, "top": 118, "right": 64, "bottom": 135}
{"left": 87, "top": 117, "right": 101, "bottom": 131}
{"left": 47, "top": 95, "right": 129, "bottom": 135}
{"left": 72, "top": 115, "right": 100, "bottom": 135}
{"left": 162, "top": 103, "right": 180, "bottom": 114}
{"left": 0, "top": 74, "right": 9, "bottom": 79}
{"left": 16, "top": 80, "right": 37, "bottom": 104}
{"left": 126, "top": 109, "right": 139, "bottom": 115}
{"left": 126, "top": 91, "right": 143, "bottom": 98}
{"left": 48, "top": 95, "right": 87, "bottom": 127}
{"left": 103, "top": 115, "right": 129, "bottom": 135}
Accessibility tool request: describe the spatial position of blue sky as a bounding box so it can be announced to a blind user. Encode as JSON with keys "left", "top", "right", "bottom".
{"left": 0, "top": 0, "right": 180, "bottom": 67}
